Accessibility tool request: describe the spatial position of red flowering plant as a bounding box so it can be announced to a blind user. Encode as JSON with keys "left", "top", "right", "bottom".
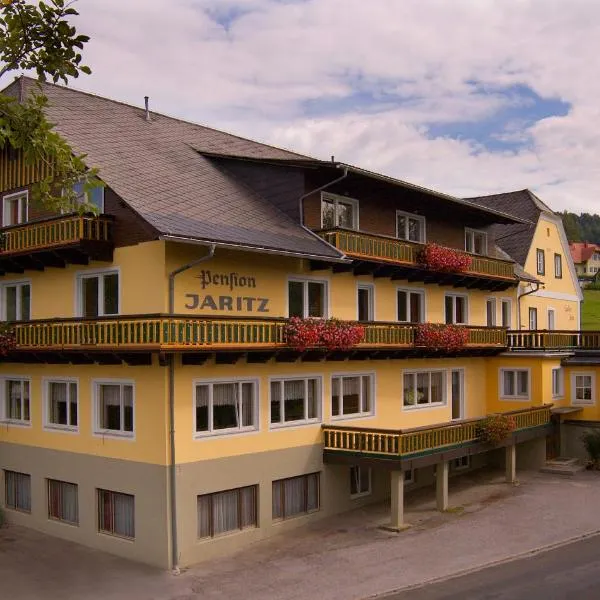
{"left": 415, "top": 323, "right": 469, "bottom": 352}
{"left": 418, "top": 243, "right": 472, "bottom": 273}
{"left": 285, "top": 317, "right": 364, "bottom": 352}
{"left": 477, "top": 414, "right": 517, "bottom": 445}
{"left": 0, "top": 323, "right": 16, "bottom": 356}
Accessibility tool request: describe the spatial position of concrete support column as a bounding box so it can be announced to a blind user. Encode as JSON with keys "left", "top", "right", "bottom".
{"left": 436, "top": 461, "right": 449, "bottom": 511}
{"left": 506, "top": 442, "right": 517, "bottom": 483}
{"left": 390, "top": 470, "right": 405, "bottom": 530}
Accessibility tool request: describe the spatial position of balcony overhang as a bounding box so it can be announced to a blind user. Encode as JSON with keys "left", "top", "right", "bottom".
{"left": 0, "top": 214, "right": 114, "bottom": 273}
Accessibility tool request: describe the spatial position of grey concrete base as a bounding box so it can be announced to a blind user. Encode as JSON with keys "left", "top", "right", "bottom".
{"left": 380, "top": 523, "right": 412, "bottom": 532}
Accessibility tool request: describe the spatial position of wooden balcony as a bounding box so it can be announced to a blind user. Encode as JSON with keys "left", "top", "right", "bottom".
{"left": 315, "top": 229, "right": 517, "bottom": 291}
{"left": 0, "top": 214, "right": 113, "bottom": 273}
{"left": 6, "top": 316, "right": 507, "bottom": 363}
{"left": 507, "top": 330, "right": 600, "bottom": 352}
{"left": 323, "top": 405, "right": 552, "bottom": 462}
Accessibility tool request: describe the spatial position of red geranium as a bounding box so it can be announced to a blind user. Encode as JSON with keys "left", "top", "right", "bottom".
{"left": 415, "top": 323, "right": 469, "bottom": 351}
{"left": 419, "top": 243, "right": 472, "bottom": 273}
{"left": 285, "top": 317, "right": 364, "bottom": 351}
{"left": 0, "top": 324, "right": 16, "bottom": 356}
{"left": 478, "top": 414, "right": 517, "bottom": 445}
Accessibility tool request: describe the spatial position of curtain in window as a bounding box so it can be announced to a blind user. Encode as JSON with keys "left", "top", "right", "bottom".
{"left": 241, "top": 383, "right": 253, "bottom": 428}
{"left": 362, "top": 377, "right": 371, "bottom": 413}
{"left": 430, "top": 372, "right": 443, "bottom": 404}
{"left": 321, "top": 200, "right": 335, "bottom": 229}
{"left": 503, "top": 371, "right": 515, "bottom": 396}
{"left": 5, "top": 471, "right": 30, "bottom": 512}
{"left": 284, "top": 380, "right": 305, "bottom": 422}
{"left": 342, "top": 376, "right": 360, "bottom": 414}
{"left": 50, "top": 382, "right": 67, "bottom": 425}
{"left": 212, "top": 489, "right": 239, "bottom": 535}
{"left": 122, "top": 385, "right": 133, "bottom": 432}
{"left": 517, "top": 372, "right": 528, "bottom": 395}
{"left": 48, "top": 480, "right": 78, "bottom": 524}
{"left": 417, "top": 373, "right": 429, "bottom": 404}
{"left": 283, "top": 476, "right": 305, "bottom": 517}
{"left": 197, "top": 495, "right": 211, "bottom": 538}
{"left": 69, "top": 383, "right": 78, "bottom": 425}
{"left": 306, "top": 379, "right": 318, "bottom": 419}
{"left": 240, "top": 486, "right": 257, "bottom": 528}
{"left": 113, "top": 492, "right": 135, "bottom": 538}
{"left": 100, "top": 385, "right": 121, "bottom": 430}
{"left": 306, "top": 474, "right": 319, "bottom": 511}
{"left": 332, "top": 378, "right": 341, "bottom": 416}
{"left": 7, "top": 380, "right": 22, "bottom": 419}
{"left": 196, "top": 385, "right": 209, "bottom": 432}
{"left": 307, "top": 282, "right": 325, "bottom": 317}
{"left": 271, "top": 381, "right": 282, "bottom": 423}
{"left": 212, "top": 383, "right": 238, "bottom": 430}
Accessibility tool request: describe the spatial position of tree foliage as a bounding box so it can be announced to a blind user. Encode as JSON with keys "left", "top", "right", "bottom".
{"left": 560, "top": 211, "right": 600, "bottom": 244}
{"left": 0, "top": 0, "right": 97, "bottom": 213}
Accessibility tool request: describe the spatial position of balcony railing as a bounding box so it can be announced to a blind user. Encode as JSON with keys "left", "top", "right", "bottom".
{"left": 322, "top": 405, "right": 552, "bottom": 459}
{"left": 507, "top": 330, "right": 600, "bottom": 351}
{"left": 319, "top": 229, "right": 516, "bottom": 281}
{"left": 9, "top": 316, "right": 507, "bottom": 352}
{"left": 0, "top": 214, "right": 112, "bottom": 255}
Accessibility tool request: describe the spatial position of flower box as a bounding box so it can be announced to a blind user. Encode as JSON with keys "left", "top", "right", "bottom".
{"left": 285, "top": 317, "right": 365, "bottom": 352}
{"left": 0, "top": 324, "right": 15, "bottom": 356}
{"left": 415, "top": 323, "right": 469, "bottom": 351}
{"left": 478, "top": 414, "right": 517, "bottom": 445}
{"left": 419, "top": 243, "right": 472, "bottom": 273}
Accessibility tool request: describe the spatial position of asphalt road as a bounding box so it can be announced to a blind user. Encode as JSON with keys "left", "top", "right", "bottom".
{"left": 383, "top": 534, "right": 600, "bottom": 600}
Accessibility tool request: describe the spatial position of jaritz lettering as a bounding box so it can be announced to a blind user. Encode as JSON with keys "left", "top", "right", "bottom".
{"left": 185, "top": 294, "right": 270, "bottom": 313}
{"left": 198, "top": 270, "right": 256, "bottom": 291}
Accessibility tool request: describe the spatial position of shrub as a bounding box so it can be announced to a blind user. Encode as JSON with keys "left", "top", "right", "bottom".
{"left": 415, "top": 323, "right": 469, "bottom": 352}
{"left": 285, "top": 317, "right": 364, "bottom": 352}
{"left": 418, "top": 243, "right": 472, "bottom": 273}
{"left": 581, "top": 429, "right": 600, "bottom": 469}
{"left": 478, "top": 414, "right": 517, "bottom": 445}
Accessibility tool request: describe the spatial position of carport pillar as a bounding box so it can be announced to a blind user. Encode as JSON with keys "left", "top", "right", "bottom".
{"left": 506, "top": 442, "right": 517, "bottom": 483}
{"left": 436, "top": 461, "right": 449, "bottom": 511}
{"left": 390, "top": 470, "right": 406, "bottom": 530}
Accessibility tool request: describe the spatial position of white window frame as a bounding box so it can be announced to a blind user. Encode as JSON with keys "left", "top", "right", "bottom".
{"left": 452, "top": 456, "right": 470, "bottom": 471}
{"left": 320, "top": 192, "right": 359, "bottom": 230}
{"left": 554, "top": 253, "right": 562, "bottom": 279}
{"left": 547, "top": 308, "right": 556, "bottom": 331}
{"left": 485, "top": 297, "right": 497, "bottom": 327}
{"left": 286, "top": 276, "right": 329, "bottom": 319}
{"left": 92, "top": 379, "right": 135, "bottom": 439}
{"left": 0, "top": 279, "right": 31, "bottom": 321}
{"left": 76, "top": 268, "right": 120, "bottom": 318}
{"left": 396, "top": 210, "right": 426, "bottom": 243}
{"left": 552, "top": 367, "right": 564, "bottom": 399}
{"left": 193, "top": 378, "right": 259, "bottom": 438}
{"left": 269, "top": 375, "right": 323, "bottom": 429}
{"left": 356, "top": 283, "right": 375, "bottom": 321}
{"left": 47, "top": 478, "right": 79, "bottom": 525}
{"left": 500, "top": 299, "right": 512, "bottom": 328}
{"left": 528, "top": 307, "right": 538, "bottom": 330}
{"left": 2, "top": 190, "right": 28, "bottom": 226}
{"left": 571, "top": 372, "right": 595, "bottom": 406}
{"left": 444, "top": 293, "right": 469, "bottom": 325}
{"left": 536, "top": 249, "right": 545, "bottom": 275}
{"left": 349, "top": 465, "right": 371, "bottom": 499}
{"left": 0, "top": 376, "right": 31, "bottom": 426}
{"left": 396, "top": 287, "right": 426, "bottom": 323}
{"left": 43, "top": 377, "right": 79, "bottom": 433}
{"left": 499, "top": 368, "right": 531, "bottom": 400}
{"left": 97, "top": 488, "right": 135, "bottom": 539}
{"left": 331, "top": 373, "right": 375, "bottom": 421}
{"left": 464, "top": 228, "right": 487, "bottom": 255}
{"left": 402, "top": 369, "right": 447, "bottom": 410}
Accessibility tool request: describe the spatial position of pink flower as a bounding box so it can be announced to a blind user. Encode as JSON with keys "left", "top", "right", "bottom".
{"left": 415, "top": 323, "right": 469, "bottom": 351}
{"left": 285, "top": 318, "right": 365, "bottom": 351}
{"left": 419, "top": 244, "right": 472, "bottom": 273}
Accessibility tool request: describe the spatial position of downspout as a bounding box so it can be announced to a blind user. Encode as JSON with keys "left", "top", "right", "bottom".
{"left": 298, "top": 165, "right": 349, "bottom": 227}
{"left": 167, "top": 243, "right": 216, "bottom": 574}
{"left": 517, "top": 281, "right": 541, "bottom": 329}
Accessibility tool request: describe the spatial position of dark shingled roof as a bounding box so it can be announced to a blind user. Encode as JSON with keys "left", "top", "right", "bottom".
{"left": 3, "top": 77, "right": 343, "bottom": 261}
{"left": 466, "top": 189, "right": 549, "bottom": 267}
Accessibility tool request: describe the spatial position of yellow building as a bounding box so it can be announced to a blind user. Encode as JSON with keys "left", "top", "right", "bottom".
{"left": 0, "top": 77, "right": 591, "bottom": 571}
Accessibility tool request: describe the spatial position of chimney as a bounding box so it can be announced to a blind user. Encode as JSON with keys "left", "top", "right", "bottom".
{"left": 144, "top": 96, "right": 151, "bottom": 122}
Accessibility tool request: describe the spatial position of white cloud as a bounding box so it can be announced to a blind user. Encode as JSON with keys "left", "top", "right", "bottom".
{"left": 30, "top": 0, "right": 600, "bottom": 212}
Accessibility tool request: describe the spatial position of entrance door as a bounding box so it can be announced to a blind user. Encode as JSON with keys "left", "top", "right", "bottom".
{"left": 451, "top": 369, "right": 464, "bottom": 420}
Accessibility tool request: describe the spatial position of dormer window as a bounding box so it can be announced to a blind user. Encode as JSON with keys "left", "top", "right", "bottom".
{"left": 465, "top": 228, "right": 487, "bottom": 255}
{"left": 396, "top": 211, "right": 425, "bottom": 242}
{"left": 3, "top": 191, "right": 28, "bottom": 226}
{"left": 321, "top": 193, "right": 358, "bottom": 230}
{"left": 72, "top": 179, "right": 104, "bottom": 213}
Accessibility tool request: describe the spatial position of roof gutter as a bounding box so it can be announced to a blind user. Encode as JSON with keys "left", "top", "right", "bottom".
{"left": 517, "top": 281, "right": 542, "bottom": 329}
{"left": 298, "top": 165, "right": 349, "bottom": 226}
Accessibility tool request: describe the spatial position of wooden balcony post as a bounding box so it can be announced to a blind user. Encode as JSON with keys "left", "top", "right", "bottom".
{"left": 389, "top": 470, "right": 408, "bottom": 531}
{"left": 506, "top": 442, "right": 517, "bottom": 484}
{"left": 436, "top": 460, "right": 449, "bottom": 511}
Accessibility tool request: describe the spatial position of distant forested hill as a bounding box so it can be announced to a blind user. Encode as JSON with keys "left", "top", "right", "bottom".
{"left": 560, "top": 211, "right": 600, "bottom": 243}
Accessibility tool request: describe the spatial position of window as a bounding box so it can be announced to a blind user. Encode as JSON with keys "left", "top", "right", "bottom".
{"left": 500, "top": 369, "right": 530, "bottom": 399}
{"left": 536, "top": 249, "right": 545, "bottom": 275}
{"left": 3, "top": 191, "right": 28, "bottom": 226}
{"left": 572, "top": 373, "right": 594, "bottom": 406}
{"left": 500, "top": 300, "right": 512, "bottom": 328}
{"left": 270, "top": 377, "right": 321, "bottom": 426}
{"left": 465, "top": 228, "right": 487, "bottom": 255}
{"left": 195, "top": 380, "right": 258, "bottom": 436}
{"left": 403, "top": 371, "right": 446, "bottom": 407}
{"left": 272, "top": 473, "right": 319, "bottom": 520}
{"left": 44, "top": 380, "right": 78, "bottom": 430}
{"left": 78, "top": 271, "right": 119, "bottom": 318}
{"left": 4, "top": 470, "right": 31, "bottom": 512}
{"left": 288, "top": 279, "right": 327, "bottom": 318}
{"left": 94, "top": 382, "right": 134, "bottom": 436}
{"left": 97, "top": 489, "right": 135, "bottom": 539}
{"left": 552, "top": 368, "right": 564, "bottom": 399}
{"left": 72, "top": 179, "right": 104, "bottom": 213}
{"left": 1, "top": 378, "right": 30, "bottom": 424}
{"left": 396, "top": 211, "right": 425, "bottom": 242}
{"left": 197, "top": 485, "right": 257, "bottom": 538}
{"left": 554, "top": 253, "right": 562, "bottom": 279}
{"left": 445, "top": 294, "right": 468, "bottom": 325}
{"left": 548, "top": 308, "right": 556, "bottom": 331}
{"left": 357, "top": 284, "right": 374, "bottom": 322}
{"left": 332, "top": 374, "right": 373, "bottom": 418}
{"left": 397, "top": 289, "right": 425, "bottom": 323}
{"left": 404, "top": 470, "right": 414, "bottom": 485}
{"left": 486, "top": 298, "right": 497, "bottom": 327}
{"left": 350, "top": 466, "right": 371, "bottom": 498}
{"left": 452, "top": 456, "right": 470, "bottom": 471}
{"left": 48, "top": 479, "right": 79, "bottom": 525}
{"left": 321, "top": 193, "right": 358, "bottom": 230}
{"left": 1, "top": 282, "right": 30, "bottom": 321}
{"left": 529, "top": 307, "right": 538, "bottom": 330}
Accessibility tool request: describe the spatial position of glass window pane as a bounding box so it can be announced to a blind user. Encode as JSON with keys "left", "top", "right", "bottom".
{"left": 403, "top": 373, "right": 415, "bottom": 406}
{"left": 337, "top": 202, "right": 354, "bottom": 229}
{"left": 503, "top": 371, "right": 515, "bottom": 396}
{"left": 430, "top": 372, "right": 443, "bottom": 403}
{"left": 397, "top": 291, "right": 407, "bottom": 322}
{"left": 307, "top": 282, "right": 325, "bottom": 317}
{"left": 407, "top": 218, "right": 420, "bottom": 242}
{"left": 197, "top": 495, "right": 211, "bottom": 538}
{"left": 284, "top": 380, "right": 305, "bottom": 422}
{"left": 100, "top": 384, "right": 121, "bottom": 430}
{"left": 82, "top": 277, "right": 99, "bottom": 318}
{"left": 307, "top": 473, "right": 319, "bottom": 511}
{"left": 196, "top": 385, "right": 209, "bottom": 432}
{"left": 272, "top": 481, "right": 283, "bottom": 520}
{"left": 241, "top": 382, "right": 254, "bottom": 428}
{"left": 270, "top": 381, "right": 281, "bottom": 423}
{"left": 20, "top": 285, "right": 30, "bottom": 321}
{"left": 456, "top": 297, "right": 466, "bottom": 324}
{"left": 362, "top": 376, "right": 371, "bottom": 413}
{"left": 409, "top": 293, "right": 422, "bottom": 323}
{"left": 397, "top": 215, "right": 407, "bottom": 239}
{"left": 103, "top": 274, "right": 119, "bottom": 315}
{"left": 212, "top": 489, "right": 239, "bottom": 535}
{"left": 341, "top": 376, "right": 360, "bottom": 415}
{"left": 212, "top": 383, "right": 238, "bottom": 430}
{"left": 288, "top": 281, "right": 304, "bottom": 318}
{"left": 49, "top": 382, "right": 67, "bottom": 425}
{"left": 445, "top": 296, "right": 454, "bottom": 324}
{"left": 416, "top": 373, "right": 429, "bottom": 404}
{"left": 240, "top": 486, "right": 257, "bottom": 529}
{"left": 123, "top": 385, "right": 134, "bottom": 432}
{"left": 321, "top": 200, "right": 335, "bottom": 229}
{"left": 307, "top": 379, "right": 318, "bottom": 419}
{"left": 332, "top": 377, "right": 340, "bottom": 416}
{"left": 5, "top": 286, "right": 17, "bottom": 321}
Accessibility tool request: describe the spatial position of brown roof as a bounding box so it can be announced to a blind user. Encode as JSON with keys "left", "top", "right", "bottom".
{"left": 569, "top": 241, "right": 599, "bottom": 264}
{"left": 3, "top": 77, "right": 343, "bottom": 260}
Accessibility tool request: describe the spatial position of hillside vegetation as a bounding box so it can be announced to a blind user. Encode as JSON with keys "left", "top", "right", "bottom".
{"left": 582, "top": 289, "right": 600, "bottom": 330}
{"left": 561, "top": 211, "right": 600, "bottom": 243}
